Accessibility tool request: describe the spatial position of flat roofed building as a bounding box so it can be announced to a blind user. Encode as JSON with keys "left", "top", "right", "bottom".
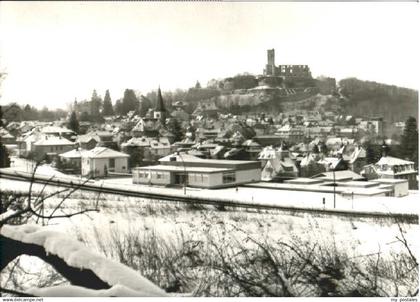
{"left": 132, "top": 153, "right": 261, "bottom": 189}
{"left": 248, "top": 174, "right": 408, "bottom": 198}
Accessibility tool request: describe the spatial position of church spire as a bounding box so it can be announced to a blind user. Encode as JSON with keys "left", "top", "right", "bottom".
{"left": 155, "top": 86, "right": 166, "bottom": 112}
{"left": 154, "top": 86, "right": 166, "bottom": 122}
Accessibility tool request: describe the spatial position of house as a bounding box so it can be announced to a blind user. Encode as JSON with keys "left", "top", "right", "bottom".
{"left": 242, "top": 139, "right": 263, "bottom": 160}
{"left": 33, "top": 135, "right": 75, "bottom": 159}
{"left": 132, "top": 153, "right": 261, "bottom": 189}
{"left": 317, "top": 157, "right": 348, "bottom": 172}
{"left": 299, "top": 153, "right": 326, "bottom": 177}
{"left": 81, "top": 147, "right": 129, "bottom": 178}
{"left": 361, "top": 156, "right": 418, "bottom": 190}
{"left": 258, "top": 146, "right": 298, "bottom": 181}
{"left": 58, "top": 148, "right": 90, "bottom": 171}
{"left": 81, "top": 131, "right": 118, "bottom": 150}
{"left": 0, "top": 128, "right": 16, "bottom": 144}
{"left": 76, "top": 135, "right": 99, "bottom": 150}
{"left": 40, "top": 126, "right": 75, "bottom": 140}
{"left": 346, "top": 146, "right": 367, "bottom": 174}
{"left": 275, "top": 125, "right": 304, "bottom": 143}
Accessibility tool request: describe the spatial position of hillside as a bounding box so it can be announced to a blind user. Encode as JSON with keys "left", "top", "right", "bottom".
{"left": 338, "top": 78, "right": 418, "bottom": 122}
{"left": 192, "top": 77, "right": 417, "bottom": 121}
{"left": 196, "top": 88, "right": 339, "bottom": 115}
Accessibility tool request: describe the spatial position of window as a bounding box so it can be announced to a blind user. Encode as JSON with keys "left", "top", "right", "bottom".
{"left": 156, "top": 173, "right": 162, "bottom": 179}
{"left": 223, "top": 172, "right": 236, "bottom": 184}
{"left": 109, "top": 158, "right": 115, "bottom": 169}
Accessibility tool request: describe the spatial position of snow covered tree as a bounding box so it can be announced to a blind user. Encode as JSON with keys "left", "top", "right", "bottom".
{"left": 0, "top": 168, "right": 168, "bottom": 297}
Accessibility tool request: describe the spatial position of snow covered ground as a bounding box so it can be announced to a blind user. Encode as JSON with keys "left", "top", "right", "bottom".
{"left": 4, "top": 157, "right": 418, "bottom": 216}
{"left": 1, "top": 183, "right": 418, "bottom": 296}
{"left": 1, "top": 160, "right": 418, "bottom": 296}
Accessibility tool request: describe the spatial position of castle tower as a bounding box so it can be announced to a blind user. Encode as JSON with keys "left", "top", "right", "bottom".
{"left": 265, "top": 49, "right": 276, "bottom": 76}
{"left": 154, "top": 86, "right": 167, "bottom": 122}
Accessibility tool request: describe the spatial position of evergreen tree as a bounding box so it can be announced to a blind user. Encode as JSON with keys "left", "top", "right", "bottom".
{"left": 114, "top": 99, "right": 123, "bottom": 115}
{"left": 166, "top": 118, "right": 184, "bottom": 142}
{"left": 67, "top": 111, "right": 80, "bottom": 134}
{"left": 363, "top": 141, "right": 380, "bottom": 164}
{"left": 121, "top": 89, "right": 139, "bottom": 115}
{"left": 90, "top": 89, "right": 102, "bottom": 117}
{"left": 399, "top": 116, "right": 419, "bottom": 168}
{"left": 102, "top": 90, "right": 114, "bottom": 116}
{"left": 0, "top": 142, "right": 11, "bottom": 168}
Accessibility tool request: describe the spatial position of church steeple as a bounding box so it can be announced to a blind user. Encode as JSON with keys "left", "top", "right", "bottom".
{"left": 154, "top": 86, "right": 166, "bottom": 122}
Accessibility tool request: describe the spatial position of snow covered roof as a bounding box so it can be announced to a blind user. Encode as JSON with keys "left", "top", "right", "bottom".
{"left": 242, "top": 139, "right": 261, "bottom": 147}
{"left": 300, "top": 153, "right": 317, "bottom": 167}
{"left": 376, "top": 156, "right": 414, "bottom": 166}
{"left": 34, "top": 135, "right": 75, "bottom": 146}
{"left": 77, "top": 134, "right": 100, "bottom": 144}
{"left": 59, "top": 149, "right": 90, "bottom": 159}
{"left": 41, "top": 126, "right": 74, "bottom": 134}
{"left": 83, "top": 147, "right": 129, "bottom": 159}
{"left": 312, "top": 170, "right": 365, "bottom": 181}
{"left": 349, "top": 146, "right": 366, "bottom": 163}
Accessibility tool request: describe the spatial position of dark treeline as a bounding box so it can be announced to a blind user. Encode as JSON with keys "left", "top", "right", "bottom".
{"left": 0, "top": 103, "right": 67, "bottom": 123}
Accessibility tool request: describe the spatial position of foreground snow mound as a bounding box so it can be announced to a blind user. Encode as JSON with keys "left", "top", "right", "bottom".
{"left": 1, "top": 224, "right": 168, "bottom": 297}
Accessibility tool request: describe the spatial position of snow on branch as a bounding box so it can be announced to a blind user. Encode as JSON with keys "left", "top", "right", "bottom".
{"left": 0, "top": 224, "right": 168, "bottom": 297}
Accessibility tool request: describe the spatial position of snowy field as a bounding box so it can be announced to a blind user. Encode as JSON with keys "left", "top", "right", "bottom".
{"left": 1, "top": 186, "right": 418, "bottom": 296}
{"left": 1, "top": 160, "right": 418, "bottom": 296}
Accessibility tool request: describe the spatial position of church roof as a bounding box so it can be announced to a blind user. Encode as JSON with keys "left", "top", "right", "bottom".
{"left": 155, "top": 87, "right": 166, "bottom": 112}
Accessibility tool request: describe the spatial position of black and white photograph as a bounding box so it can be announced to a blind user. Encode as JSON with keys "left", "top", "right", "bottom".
{"left": 0, "top": 1, "right": 419, "bottom": 299}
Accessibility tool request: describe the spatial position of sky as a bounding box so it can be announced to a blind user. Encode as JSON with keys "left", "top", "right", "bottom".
{"left": 0, "top": 1, "right": 419, "bottom": 109}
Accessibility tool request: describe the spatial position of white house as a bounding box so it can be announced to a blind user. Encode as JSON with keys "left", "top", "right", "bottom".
{"left": 132, "top": 153, "right": 261, "bottom": 189}
{"left": 81, "top": 147, "right": 129, "bottom": 178}
{"left": 361, "top": 156, "right": 418, "bottom": 190}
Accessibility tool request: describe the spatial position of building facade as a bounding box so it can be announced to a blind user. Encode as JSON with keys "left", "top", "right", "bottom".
{"left": 132, "top": 153, "right": 261, "bottom": 189}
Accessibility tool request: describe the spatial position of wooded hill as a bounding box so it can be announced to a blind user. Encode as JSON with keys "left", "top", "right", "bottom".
{"left": 338, "top": 78, "right": 418, "bottom": 123}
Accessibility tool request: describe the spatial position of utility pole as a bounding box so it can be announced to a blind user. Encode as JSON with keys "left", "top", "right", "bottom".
{"left": 333, "top": 168, "right": 336, "bottom": 209}
{"left": 177, "top": 152, "right": 187, "bottom": 195}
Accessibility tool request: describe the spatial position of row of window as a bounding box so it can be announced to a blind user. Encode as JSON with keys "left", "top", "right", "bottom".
{"left": 49, "top": 146, "right": 65, "bottom": 152}
{"left": 378, "top": 164, "right": 415, "bottom": 172}
{"left": 223, "top": 173, "right": 236, "bottom": 184}
{"left": 138, "top": 171, "right": 167, "bottom": 179}
{"left": 189, "top": 173, "right": 209, "bottom": 182}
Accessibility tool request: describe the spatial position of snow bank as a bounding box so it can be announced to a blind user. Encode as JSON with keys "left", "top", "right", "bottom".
{"left": 0, "top": 224, "right": 168, "bottom": 297}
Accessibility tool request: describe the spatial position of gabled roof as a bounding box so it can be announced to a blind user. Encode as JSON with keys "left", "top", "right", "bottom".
{"left": 34, "top": 136, "right": 74, "bottom": 146}
{"left": 83, "top": 147, "right": 129, "bottom": 159}
{"left": 349, "top": 146, "right": 366, "bottom": 163}
{"left": 41, "top": 126, "right": 74, "bottom": 134}
{"left": 59, "top": 149, "right": 90, "bottom": 158}
{"left": 376, "top": 156, "right": 414, "bottom": 166}
{"left": 77, "top": 134, "right": 100, "bottom": 144}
